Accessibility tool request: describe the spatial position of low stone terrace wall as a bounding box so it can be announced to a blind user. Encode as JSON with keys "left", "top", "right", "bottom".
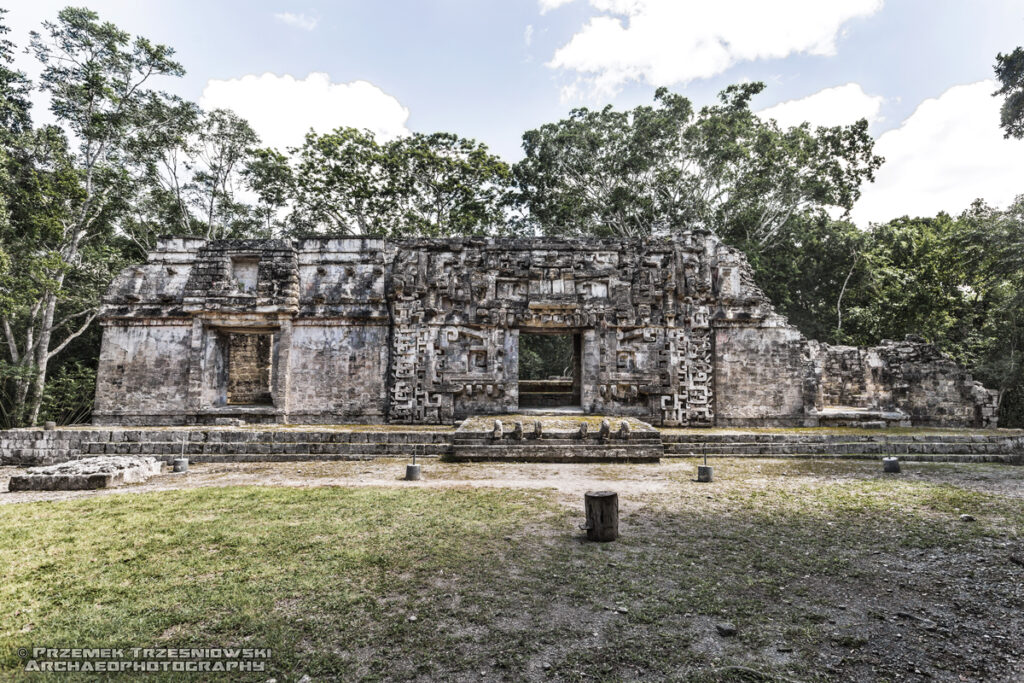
{"left": 1, "top": 426, "right": 1021, "bottom": 467}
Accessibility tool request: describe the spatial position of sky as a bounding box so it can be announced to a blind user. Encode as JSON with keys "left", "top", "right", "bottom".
{"left": 4, "top": 0, "right": 1024, "bottom": 227}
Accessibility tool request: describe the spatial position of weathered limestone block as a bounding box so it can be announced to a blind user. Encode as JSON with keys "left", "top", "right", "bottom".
{"left": 8, "top": 456, "right": 162, "bottom": 491}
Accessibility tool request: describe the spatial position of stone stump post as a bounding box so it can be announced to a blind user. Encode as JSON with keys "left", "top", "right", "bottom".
{"left": 581, "top": 491, "right": 618, "bottom": 542}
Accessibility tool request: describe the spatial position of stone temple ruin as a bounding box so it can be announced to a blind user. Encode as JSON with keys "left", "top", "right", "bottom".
{"left": 92, "top": 232, "right": 998, "bottom": 429}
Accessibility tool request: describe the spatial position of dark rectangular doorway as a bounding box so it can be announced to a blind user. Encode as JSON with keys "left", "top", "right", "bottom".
{"left": 518, "top": 331, "right": 581, "bottom": 409}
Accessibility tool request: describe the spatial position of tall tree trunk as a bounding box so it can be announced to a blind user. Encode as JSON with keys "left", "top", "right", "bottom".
{"left": 27, "top": 288, "right": 59, "bottom": 425}
{"left": 13, "top": 371, "right": 31, "bottom": 426}
{"left": 26, "top": 229, "right": 81, "bottom": 426}
{"left": 836, "top": 252, "right": 860, "bottom": 337}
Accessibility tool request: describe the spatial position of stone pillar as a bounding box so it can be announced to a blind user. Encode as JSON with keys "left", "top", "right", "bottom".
{"left": 273, "top": 317, "right": 293, "bottom": 421}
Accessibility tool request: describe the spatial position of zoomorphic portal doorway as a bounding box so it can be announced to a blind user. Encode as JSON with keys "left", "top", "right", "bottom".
{"left": 517, "top": 330, "right": 582, "bottom": 409}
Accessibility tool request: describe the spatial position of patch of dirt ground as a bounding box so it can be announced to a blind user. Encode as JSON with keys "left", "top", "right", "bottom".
{"left": 2, "top": 457, "right": 1023, "bottom": 505}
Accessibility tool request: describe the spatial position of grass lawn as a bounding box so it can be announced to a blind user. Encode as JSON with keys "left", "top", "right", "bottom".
{"left": 1, "top": 460, "right": 1022, "bottom": 681}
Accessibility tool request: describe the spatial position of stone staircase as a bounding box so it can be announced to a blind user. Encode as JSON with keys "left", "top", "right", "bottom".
{"left": 449, "top": 416, "right": 664, "bottom": 463}
{"left": 0, "top": 427, "right": 452, "bottom": 466}
{"left": 662, "top": 431, "right": 1024, "bottom": 464}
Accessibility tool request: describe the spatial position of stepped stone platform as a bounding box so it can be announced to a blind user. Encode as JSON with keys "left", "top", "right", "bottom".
{"left": 0, "top": 423, "right": 1020, "bottom": 468}
{"left": 450, "top": 416, "right": 664, "bottom": 463}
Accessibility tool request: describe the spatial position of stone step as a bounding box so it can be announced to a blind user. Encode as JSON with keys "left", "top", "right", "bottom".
{"left": 664, "top": 441, "right": 1019, "bottom": 455}
{"left": 449, "top": 444, "right": 662, "bottom": 463}
{"left": 152, "top": 454, "right": 437, "bottom": 464}
{"left": 0, "top": 429, "right": 453, "bottom": 444}
{"left": 84, "top": 442, "right": 451, "bottom": 456}
{"left": 661, "top": 432, "right": 1019, "bottom": 444}
{"left": 665, "top": 452, "right": 1022, "bottom": 464}
{"left": 452, "top": 437, "right": 661, "bottom": 446}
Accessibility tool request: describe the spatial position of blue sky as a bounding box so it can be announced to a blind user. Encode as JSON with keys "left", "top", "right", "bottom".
{"left": 5, "top": 0, "right": 1024, "bottom": 225}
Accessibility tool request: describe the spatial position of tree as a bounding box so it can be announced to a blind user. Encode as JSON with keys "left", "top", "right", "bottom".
{"left": 124, "top": 96, "right": 201, "bottom": 252}
{"left": 0, "top": 8, "right": 31, "bottom": 136}
{"left": 953, "top": 197, "right": 1024, "bottom": 422}
{"left": 284, "top": 128, "right": 513, "bottom": 237}
{"left": 126, "top": 104, "right": 265, "bottom": 253}
{"left": 244, "top": 147, "right": 293, "bottom": 235}
{"left": 513, "top": 83, "right": 883, "bottom": 251}
{"left": 750, "top": 216, "right": 871, "bottom": 345}
{"left": 383, "top": 132, "right": 513, "bottom": 237}
{"left": 0, "top": 7, "right": 185, "bottom": 425}
{"left": 288, "top": 127, "right": 387, "bottom": 235}
{"left": 0, "top": 7, "right": 31, "bottom": 321}
{"left": 190, "top": 109, "right": 261, "bottom": 238}
{"left": 995, "top": 46, "right": 1024, "bottom": 139}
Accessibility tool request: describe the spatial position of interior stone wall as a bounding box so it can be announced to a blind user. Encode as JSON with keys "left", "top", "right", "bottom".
{"left": 94, "top": 234, "right": 999, "bottom": 427}
{"left": 226, "top": 333, "right": 273, "bottom": 404}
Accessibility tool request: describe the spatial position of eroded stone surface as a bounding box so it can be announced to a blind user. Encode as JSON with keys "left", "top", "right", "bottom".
{"left": 7, "top": 456, "right": 162, "bottom": 491}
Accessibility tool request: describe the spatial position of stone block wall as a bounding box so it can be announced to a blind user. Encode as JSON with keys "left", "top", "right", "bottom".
{"left": 820, "top": 345, "right": 880, "bottom": 408}
{"left": 714, "top": 324, "right": 816, "bottom": 427}
{"left": 286, "top": 323, "right": 389, "bottom": 422}
{"left": 92, "top": 323, "right": 192, "bottom": 425}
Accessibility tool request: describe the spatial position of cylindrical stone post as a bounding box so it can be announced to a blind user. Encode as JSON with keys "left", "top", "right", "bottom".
{"left": 405, "top": 464, "right": 421, "bottom": 481}
{"left": 172, "top": 457, "right": 189, "bottom": 473}
{"left": 581, "top": 491, "right": 618, "bottom": 542}
{"left": 697, "top": 465, "right": 714, "bottom": 482}
{"left": 883, "top": 456, "right": 900, "bottom": 473}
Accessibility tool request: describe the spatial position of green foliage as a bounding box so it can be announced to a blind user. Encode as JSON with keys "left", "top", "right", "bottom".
{"left": 518, "top": 334, "right": 575, "bottom": 380}
{"left": 995, "top": 46, "right": 1024, "bottom": 139}
{"left": 39, "top": 360, "right": 95, "bottom": 425}
{"left": 0, "top": 8, "right": 31, "bottom": 136}
{"left": 284, "top": 128, "right": 513, "bottom": 237}
{"left": 0, "top": 360, "right": 35, "bottom": 430}
{"left": 0, "top": 6, "right": 186, "bottom": 425}
{"left": 513, "top": 83, "right": 882, "bottom": 245}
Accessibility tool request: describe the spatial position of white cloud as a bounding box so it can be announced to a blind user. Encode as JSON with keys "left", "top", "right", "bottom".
{"left": 851, "top": 80, "right": 1024, "bottom": 226}
{"left": 273, "top": 12, "right": 318, "bottom": 31}
{"left": 758, "top": 83, "right": 884, "bottom": 128}
{"left": 199, "top": 72, "right": 410, "bottom": 151}
{"left": 547, "top": 0, "right": 883, "bottom": 96}
{"left": 539, "top": 0, "right": 575, "bottom": 13}
{"left": 524, "top": 24, "right": 534, "bottom": 47}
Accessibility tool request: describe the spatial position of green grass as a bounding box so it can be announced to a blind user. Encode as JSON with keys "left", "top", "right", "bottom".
{"left": 1, "top": 463, "right": 1022, "bottom": 681}
{"left": 0, "top": 487, "right": 563, "bottom": 680}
